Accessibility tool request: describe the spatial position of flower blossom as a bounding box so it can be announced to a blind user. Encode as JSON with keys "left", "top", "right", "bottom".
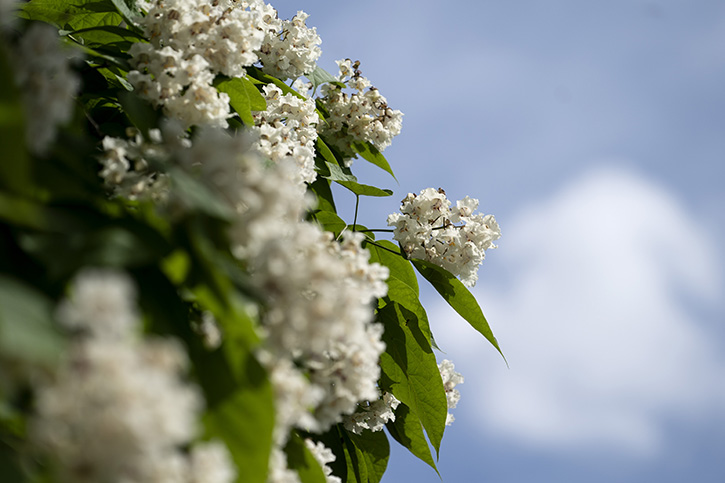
{"left": 387, "top": 188, "right": 501, "bottom": 287}
{"left": 30, "top": 269, "right": 236, "bottom": 482}
{"left": 9, "top": 23, "right": 80, "bottom": 155}
{"left": 438, "top": 359, "right": 464, "bottom": 426}
{"left": 252, "top": 84, "right": 319, "bottom": 184}
{"left": 318, "top": 59, "right": 403, "bottom": 165}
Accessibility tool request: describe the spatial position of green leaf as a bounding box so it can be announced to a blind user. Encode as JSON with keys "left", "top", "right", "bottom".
{"left": 62, "top": 24, "right": 145, "bottom": 49}
{"left": 108, "top": 0, "right": 143, "bottom": 30}
{"left": 315, "top": 137, "right": 340, "bottom": 167}
{"left": 20, "top": 0, "right": 123, "bottom": 30}
{"left": 215, "top": 77, "right": 266, "bottom": 126}
{"left": 0, "top": 47, "right": 29, "bottom": 195}
{"left": 386, "top": 403, "right": 439, "bottom": 475}
{"left": 385, "top": 278, "right": 433, "bottom": 345}
{"left": 306, "top": 65, "right": 336, "bottom": 92}
{"left": 247, "top": 67, "right": 306, "bottom": 101}
{"left": 365, "top": 241, "right": 436, "bottom": 346}
{"left": 340, "top": 428, "right": 367, "bottom": 483}
{"left": 204, "top": 352, "right": 274, "bottom": 483}
{"left": 346, "top": 429, "right": 390, "bottom": 483}
{"left": 169, "top": 168, "right": 235, "bottom": 220}
{"left": 411, "top": 259, "right": 506, "bottom": 363}
{"left": 285, "top": 432, "right": 327, "bottom": 483}
{"left": 336, "top": 181, "right": 393, "bottom": 198}
{"left": 323, "top": 162, "right": 392, "bottom": 198}
{"left": 118, "top": 90, "right": 161, "bottom": 139}
{"left": 0, "top": 276, "right": 65, "bottom": 366}
{"left": 351, "top": 141, "right": 396, "bottom": 181}
{"left": 366, "top": 240, "right": 418, "bottom": 295}
{"left": 377, "top": 302, "right": 447, "bottom": 456}
{"left": 309, "top": 177, "right": 336, "bottom": 213}
{"left": 313, "top": 210, "right": 346, "bottom": 237}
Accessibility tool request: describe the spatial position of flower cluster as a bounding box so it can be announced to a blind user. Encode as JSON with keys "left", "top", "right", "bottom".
{"left": 251, "top": 227, "right": 389, "bottom": 430}
{"left": 7, "top": 23, "right": 80, "bottom": 155}
{"left": 30, "top": 270, "right": 236, "bottom": 483}
{"left": 318, "top": 59, "right": 403, "bottom": 164}
{"left": 129, "top": 0, "right": 271, "bottom": 127}
{"left": 98, "top": 128, "right": 170, "bottom": 201}
{"left": 438, "top": 359, "right": 464, "bottom": 426}
{"left": 343, "top": 392, "right": 401, "bottom": 434}
{"left": 258, "top": 10, "right": 322, "bottom": 80}
{"left": 168, "top": 126, "right": 389, "bottom": 477}
{"left": 387, "top": 188, "right": 501, "bottom": 287}
{"left": 305, "top": 439, "right": 341, "bottom": 483}
{"left": 252, "top": 84, "right": 320, "bottom": 184}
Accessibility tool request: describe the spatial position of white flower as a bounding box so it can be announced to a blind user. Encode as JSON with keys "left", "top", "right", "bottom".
{"left": 438, "top": 359, "right": 464, "bottom": 426}
{"left": 31, "top": 269, "right": 236, "bottom": 483}
{"left": 252, "top": 84, "right": 320, "bottom": 184}
{"left": 318, "top": 60, "right": 403, "bottom": 165}
{"left": 98, "top": 129, "right": 170, "bottom": 201}
{"left": 387, "top": 188, "right": 501, "bottom": 287}
{"left": 343, "top": 392, "right": 401, "bottom": 434}
{"left": 128, "top": 0, "right": 272, "bottom": 128}
{"left": 189, "top": 441, "right": 238, "bottom": 483}
{"left": 258, "top": 10, "right": 322, "bottom": 80}
{"left": 10, "top": 23, "right": 80, "bottom": 155}
{"left": 305, "top": 440, "right": 342, "bottom": 483}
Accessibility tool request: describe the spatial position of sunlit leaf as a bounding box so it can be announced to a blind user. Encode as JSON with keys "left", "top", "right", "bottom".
{"left": 377, "top": 302, "right": 447, "bottom": 456}
{"left": 351, "top": 141, "right": 396, "bottom": 181}
{"left": 412, "top": 259, "right": 506, "bottom": 363}
{"left": 306, "top": 65, "right": 336, "bottom": 92}
{"left": 365, "top": 240, "right": 418, "bottom": 296}
{"left": 386, "top": 403, "right": 439, "bottom": 475}
{"left": 346, "top": 429, "right": 390, "bottom": 483}
{"left": 285, "top": 432, "right": 327, "bottom": 483}
{"left": 20, "top": 0, "right": 123, "bottom": 30}
{"left": 323, "top": 162, "right": 392, "bottom": 198}
{"left": 215, "top": 76, "right": 266, "bottom": 126}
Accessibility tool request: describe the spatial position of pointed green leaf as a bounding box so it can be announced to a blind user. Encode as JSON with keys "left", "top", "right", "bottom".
{"left": 285, "top": 433, "right": 327, "bottom": 483}
{"left": 20, "top": 0, "right": 123, "bottom": 30}
{"left": 385, "top": 278, "right": 432, "bottom": 345}
{"left": 108, "top": 0, "right": 143, "bottom": 30}
{"left": 336, "top": 181, "right": 392, "bottom": 198}
{"left": 351, "top": 141, "right": 396, "bottom": 181}
{"left": 323, "top": 163, "right": 392, "bottom": 197}
{"left": 215, "top": 77, "right": 266, "bottom": 126}
{"left": 365, "top": 240, "right": 418, "bottom": 295}
{"left": 313, "top": 210, "right": 346, "bottom": 237}
{"left": 346, "top": 429, "right": 390, "bottom": 483}
{"left": 315, "top": 137, "right": 340, "bottom": 167}
{"left": 62, "top": 24, "right": 145, "bottom": 48}
{"left": 309, "top": 177, "right": 336, "bottom": 213}
{"left": 306, "top": 65, "right": 336, "bottom": 91}
{"left": 377, "top": 302, "right": 447, "bottom": 456}
{"left": 247, "top": 67, "right": 306, "bottom": 100}
{"left": 204, "top": 352, "right": 274, "bottom": 483}
{"left": 340, "top": 428, "right": 367, "bottom": 483}
{"left": 386, "top": 403, "right": 439, "bottom": 475}
{"left": 411, "top": 259, "right": 506, "bottom": 363}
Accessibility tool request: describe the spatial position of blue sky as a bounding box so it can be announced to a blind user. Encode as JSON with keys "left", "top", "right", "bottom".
{"left": 273, "top": 1, "right": 725, "bottom": 481}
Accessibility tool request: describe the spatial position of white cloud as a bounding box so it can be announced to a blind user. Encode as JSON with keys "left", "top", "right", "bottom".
{"left": 431, "top": 166, "right": 725, "bottom": 456}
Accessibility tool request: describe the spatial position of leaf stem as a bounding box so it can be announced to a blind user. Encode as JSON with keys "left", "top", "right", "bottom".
{"left": 363, "top": 239, "right": 406, "bottom": 258}
{"left": 352, "top": 194, "right": 360, "bottom": 232}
